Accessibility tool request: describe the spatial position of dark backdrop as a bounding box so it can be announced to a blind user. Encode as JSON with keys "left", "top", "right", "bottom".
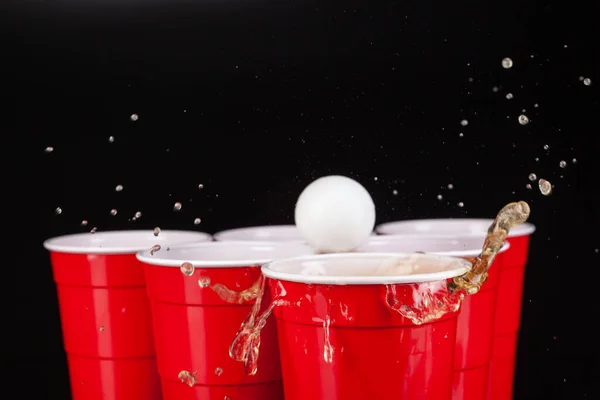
{"left": 5, "top": 0, "right": 600, "bottom": 398}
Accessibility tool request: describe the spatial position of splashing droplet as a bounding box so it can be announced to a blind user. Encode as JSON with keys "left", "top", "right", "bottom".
{"left": 506, "top": 93, "right": 513, "bottom": 100}
{"left": 44, "top": 146, "right": 54, "bottom": 153}
{"left": 194, "top": 218, "right": 202, "bottom": 225}
{"left": 518, "top": 115, "right": 529, "bottom": 125}
{"left": 54, "top": 207, "right": 62, "bottom": 215}
{"left": 80, "top": 220, "right": 88, "bottom": 226}
{"left": 460, "top": 119, "right": 468, "bottom": 127}
{"left": 538, "top": 179, "right": 552, "bottom": 195}
{"left": 559, "top": 160, "right": 567, "bottom": 168}
{"left": 115, "top": 185, "right": 123, "bottom": 192}
{"left": 458, "top": 202, "right": 464, "bottom": 207}
{"left": 108, "top": 136, "right": 115, "bottom": 143}
{"left": 437, "top": 194, "right": 443, "bottom": 200}
{"left": 99, "top": 326, "right": 105, "bottom": 332}
{"left": 150, "top": 245, "right": 161, "bottom": 255}
{"left": 502, "top": 57, "right": 513, "bottom": 69}
{"left": 180, "top": 262, "right": 195, "bottom": 276}
{"left": 447, "top": 183, "right": 454, "bottom": 189}
{"left": 543, "top": 144, "right": 550, "bottom": 150}
{"left": 110, "top": 209, "right": 118, "bottom": 216}
{"left": 153, "top": 227, "right": 161, "bottom": 236}
{"left": 90, "top": 227, "right": 97, "bottom": 234}
{"left": 173, "top": 202, "right": 182, "bottom": 211}
{"left": 178, "top": 370, "right": 197, "bottom": 387}
{"left": 198, "top": 184, "right": 204, "bottom": 189}
{"left": 130, "top": 114, "right": 139, "bottom": 121}
{"left": 214, "top": 367, "right": 223, "bottom": 376}
{"left": 525, "top": 184, "right": 532, "bottom": 190}
{"left": 528, "top": 173, "right": 537, "bottom": 181}
{"left": 572, "top": 158, "right": 577, "bottom": 164}
{"left": 135, "top": 211, "right": 142, "bottom": 219}
{"left": 583, "top": 78, "right": 592, "bottom": 86}
{"left": 198, "top": 276, "right": 211, "bottom": 288}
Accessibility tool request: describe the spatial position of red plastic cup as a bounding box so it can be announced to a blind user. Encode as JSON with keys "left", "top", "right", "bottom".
{"left": 357, "top": 235, "right": 509, "bottom": 400}
{"left": 43, "top": 229, "right": 212, "bottom": 400}
{"left": 136, "top": 241, "right": 315, "bottom": 400}
{"left": 261, "top": 252, "right": 472, "bottom": 400}
{"left": 213, "top": 225, "right": 304, "bottom": 242}
{"left": 375, "top": 219, "right": 535, "bottom": 400}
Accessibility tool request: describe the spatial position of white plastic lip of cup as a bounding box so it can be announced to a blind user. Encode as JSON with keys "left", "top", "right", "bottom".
{"left": 136, "top": 241, "right": 316, "bottom": 268}
{"left": 375, "top": 218, "right": 536, "bottom": 238}
{"left": 43, "top": 230, "right": 213, "bottom": 255}
{"left": 357, "top": 235, "right": 510, "bottom": 258}
{"left": 213, "top": 225, "right": 305, "bottom": 242}
{"left": 261, "top": 252, "right": 472, "bottom": 285}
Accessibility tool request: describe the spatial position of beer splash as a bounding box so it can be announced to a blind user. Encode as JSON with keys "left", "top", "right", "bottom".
{"left": 229, "top": 201, "right": 531, "bottom": 372}
{"left": 385, "top": 200, "right": 531, "bottom": 325}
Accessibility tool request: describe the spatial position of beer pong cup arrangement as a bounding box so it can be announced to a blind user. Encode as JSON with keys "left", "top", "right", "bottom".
{"left": 260, "top": 252, "right": 473, "bottom": 400}
{"left": 135, "top": 241, "right": 314, "bottom": 400}
{"left": 375, "top": 219, "right": 536, "bottom": 400}
{"left": 358, "top": 235, "right": 510, "bottom": 400}
{"left": 43, "top": 230, "right": 212, "bottom": 400}
{"left": 214, "top": 225, "right": 304, "bottom": 242}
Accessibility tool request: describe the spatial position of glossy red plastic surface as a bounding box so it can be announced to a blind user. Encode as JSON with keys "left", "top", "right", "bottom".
{"left": 487, "top": 333, "right": 518, "bottom": 400}
{"left": 487, "top": 235, "right": 531, "bottom": 400}
{"left": 268, "top": 278, "right": 459, "bottom": 400}
{"left": 452, "top": 365, "right": 489, "bottom": 400}
{"left": 50, "top": 252, "right": 160, "bottom": 400}
{"left": 143, "top": 264, "right": 283, "bottom": 400}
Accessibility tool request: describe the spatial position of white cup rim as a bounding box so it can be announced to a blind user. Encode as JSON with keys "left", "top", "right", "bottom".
{"left": 375, "top": 218, "right": 536, "bottom": 238}
{"left": 213, "top": 225, "right": 305, "bottom": 243}
{"left": 43, "top": 229, "right": 213, "bottom": 255}
{"left": 136, "top": 240, "right": 315, "bottom": 268}
{"left": 261, "top": 252, "right": 472, "bottom": 285}
{"left": 358, "top": 235, "right": 510, "bottom": 257}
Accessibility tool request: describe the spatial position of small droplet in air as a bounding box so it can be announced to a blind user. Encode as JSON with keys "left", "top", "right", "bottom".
{"left": 502, "top": 57, "right": 513, "bottom": 69}
{"left": 194, "top": 218, "right": 201, "bottom": 225}
{"left": 110, "top": 209, "right": 118, "bottom": 216}
{"left": 460, "top": 119, "right": 468, "bottom": 126}
{"left": 457, "top": 202, "right": 464, "bottom": 207}
{"left": 526, "top": 184, "right": 532, "bottom": 190}
{"left": 115, "top": 184, "right": 123, "bottom": 192}
{"left": 506, "top": 93, "right": 513, "bottom": 100}
{"left": 81, "top": 220, "right": 88, "bottom": 226}
{"left": 572, "top": 158, "right": 577, "bottom": 164}
{"left": 538, "top": 179, "right": 552, "bottom": 195}
{"left": 173, "top": 202, "right": 182, "bottom": 211}
{"left": 437, "top": 194, "right": 443, "bottom": 200}
{"left": 528, "top": 173, "right": 537, "bottom": 181}
{"left": 108, "top": 136, "right": 115, "bottom": 143}
{"left": 198, "top": 184, "right": 204, "bottom": 189}
{"left": 153, "top": 227, "right": 161, "bottom": 236}
{"left": 373, "top": 177, "right": 378, "bottom": 181}
{"left": 543, "top": 144, "right": 550, "bottom": 151}
{"left": 214, "top": 367, "right": 223, "bottom": 376}
{"left": 447, "top": 183, "right": 454, "bottom": 189}
{"left": 583, "top": 78, "right": 592, "bottom": 86}
{"left": 180, "top": 262, "right": 195, "bottom": 276}
{"left": 54, "top": 207, "right": 62, "bottom": 215}
{"left": 559, "top": 160, "right": 567, "bottom": 168}
{"left": 90, "top": 227, "right": 98, "bottom": 234}
{"left": 135, "top": 211, "right": 142, "bottom": 218}
{"left": 518, "top": 115, "right": 529, "bottom": 125}
{"left": 130, "top": 114, "right": 139, "bottom": 121}
{"left": 44, "top": 146, "right": 54, "bottom": 153}
{"left": 534, "top": 103, "right": 539, "bottom": 108}
{"left": 99, "top": 326, "right": 105, "bottom": 332}
{"left": 150, "top": 245, "right": 161, "bottom": 255}
{"left": 198, "top": 276, "right": 211, "bottom": 288}
{"left": 392, "top": 189, "right": 398, "bottom": 195}
{"left": 178, "top": 371, "right": 196, "bottom": 387}
{"left": 459, "top": 132, "right": 464, "bottom": 137}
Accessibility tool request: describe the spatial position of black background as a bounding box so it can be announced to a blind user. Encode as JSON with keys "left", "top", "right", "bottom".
{"left": 5, "top": 0, "right": 600, "bottom": 398}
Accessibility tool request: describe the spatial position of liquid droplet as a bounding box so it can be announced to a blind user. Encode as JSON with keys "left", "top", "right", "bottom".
{"left": 392, "top": 189, "right": 398, "bottom": 195}
{"left": 44, "top": 146, "right": 54, "bottom": 153}
{"left": 543, "top": 144, "right": 550, "bottom": 150}
{"left": 528, "top": 173, "right": 537, "bottom": 181}
{"left": 538, "top": 179, "right": 552, "bottom": 195}
{"left": 572, "top": 158, "right": 577, "bottom": 164}
{"left": 81, "top": 220, "right": 88, "bottom": 226}
{"left": 173, "top": 202, "right": 182, "bottom": 211}
{"left": 54, "top": 207, "right": 62, "bottom": 215}
{"left": 177, "top": 370, "right": 197, "bottom": 387}
{"left": 130, "top": 114, "right": 139, "bottom": 121}
{"left": 224, "top": 397, "right": 231, "bottom": 400}
{"left": 559, "top": 160, "right": 567, "bottom": 168}
{"left": 110, "top": 209, "right": 118, "bottom": 216}
{"left": 150, "top": 245, "right": 161, "bottom": 255}
{"left": 108, "top": 136, "right": 115, "bottom": 143}
{"left": 583, "top": 78, "right": 592, "bottom": 86}
{"left": 180, "top": 262, "right": 195, "bottom": 276}
{"left": 135, "top": 211, "right": 142, "bottom": 218}
{"left": 115, "top": 185, "right": 123, "bottom": 192}
{"left": 194, "top": 218, "right": 202, "bottom": 225}
{"left": 458, "top": 202, "right": 464, "bottom": 207}
{"left": 447, "top": 183, "right": 454, "bottom": 189}
{"left": 198, "top": 184, "right": 204, "bottom": 189}
{"left": 99, "top": 326, "right": 105, "bottom": 332}
{"left": 90, "top": 227, "right": 97, "bottom": 234}
{"left": 153, "top": 227, "right": 161, "bottom": 236}
{"left": 437, "top": 194, "right": 443, "bottom": 200}
{"left": 198, "top": 276, "right": 211, "bottom": 288}
{"left": 518, "top": 115, "right": 529, "bottom": 125}
{"left": 506, "top": 93, "right": 513, "bottom": 99}
{"left": 214, "top": 367, "right": 223, "bottom": 376}
{"left": 502, "top": 57, "right": 513, "bottom": 69}
{"left": 526, "top": 184, "right": 532, "bottom": 190}
{"left": 460, "top": 119, "right": 468, "bottom": 126}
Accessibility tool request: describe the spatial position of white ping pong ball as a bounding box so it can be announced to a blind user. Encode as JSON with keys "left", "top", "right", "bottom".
{"left": 294, "top": 175, "right": 376, "bottom": 253}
